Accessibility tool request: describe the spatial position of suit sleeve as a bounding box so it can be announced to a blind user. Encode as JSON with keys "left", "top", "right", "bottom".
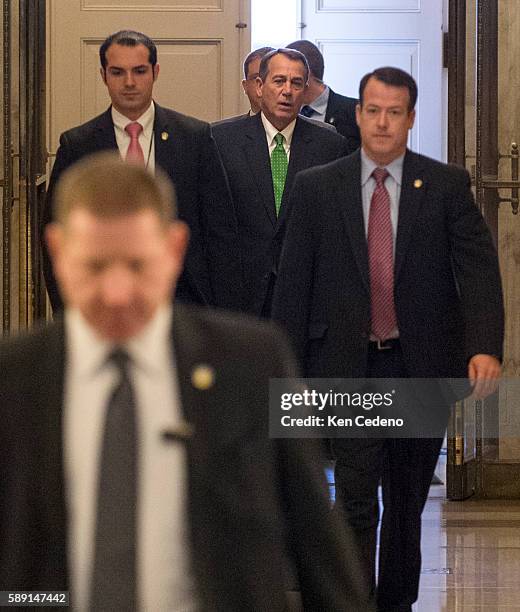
{"left": 40, "top": 133, "right": 75, "bottom": 313}
{"left": 271, "top": 173, "right": 316, "bottom": 365}
{"left": 198, "top": 126, "right": 243, "bottom": 309}
{"left": 447, "top": 168, "right": 504, "bottom": 360}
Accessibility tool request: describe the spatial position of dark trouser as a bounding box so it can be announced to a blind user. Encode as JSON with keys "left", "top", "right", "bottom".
{"left": 331, "top": 341, "right": 445, "bottom": 611}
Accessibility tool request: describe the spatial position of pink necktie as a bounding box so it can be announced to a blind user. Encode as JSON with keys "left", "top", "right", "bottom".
{"left": 368, "top": 167, "right": 397, "bottom": 340}
{"left": 125, "top": 122, "right": 145, "bottom": 166}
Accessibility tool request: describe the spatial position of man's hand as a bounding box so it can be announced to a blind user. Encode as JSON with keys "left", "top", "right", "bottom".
{"left": 468, "top": 354, "right": 501, "bottom": 399}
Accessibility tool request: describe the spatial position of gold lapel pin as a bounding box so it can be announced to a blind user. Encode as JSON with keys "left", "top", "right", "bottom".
{"left": 414, "top": 179, "right": 423, "bottom": 189}
{"left": 191, "top": 364, "right": 215, "bottom": 390}
{"left": 161, "top": 131, "right": 169, "bottom": 141}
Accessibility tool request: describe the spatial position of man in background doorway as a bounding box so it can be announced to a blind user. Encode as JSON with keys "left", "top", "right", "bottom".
{"left": 242, "top": 46, "right": 275, "bottom": 115}
{"left": 286, "top": 39, "right": 360, "bottom": 153}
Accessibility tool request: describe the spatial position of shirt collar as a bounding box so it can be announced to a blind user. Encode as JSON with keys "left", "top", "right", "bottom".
{"left": 360, "top": 148, "right": 405, "bottom": 186}
{"left": 112, "top": 100, "right": 155, "bottom": 137}
{"left": 65, "top": 303, "right": 173, "bottom": 379}
{"left": 307, "top": 85, "right": 330, "bottom": 115}
{"left": 260, "top": 112, "right": 297, "bottom": 147}
{"left": 126, "top": 305, "right": 173, "bottom": 376}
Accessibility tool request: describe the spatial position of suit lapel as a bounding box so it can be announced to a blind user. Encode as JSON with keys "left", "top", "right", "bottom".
{"left": 153, "top": 103, "right": 176, "bottom": 182}
{"left": 324, "top": 89, "right": 339, "bottom": 128}
{"left": 340, "top": 152, "right": 370, "bottom": 293}
{"left": 94, "top": 107, "right": 118, "bottom": 151}
{"left": 38, "top": 320, "right": 69, "bottom": 586}
{"left": 171, "top": 306, "right": 217, "bottom": 606}
{"left": 394, "top": 150, "right": 427, "bottom": 282}
{"left": 243, "top": 114, "right": 277, "bottom": 227}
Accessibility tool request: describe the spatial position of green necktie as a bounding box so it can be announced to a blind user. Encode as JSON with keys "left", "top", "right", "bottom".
{"left": 271, "top": 132, "right": 288, "bottom": 216}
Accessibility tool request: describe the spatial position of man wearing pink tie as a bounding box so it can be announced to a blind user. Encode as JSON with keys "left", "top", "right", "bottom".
{"left": 272, "top": 67, "right": 504, "bottom": 611}
{"left": 41, "top": 30, "right": 241, "bottom": 314}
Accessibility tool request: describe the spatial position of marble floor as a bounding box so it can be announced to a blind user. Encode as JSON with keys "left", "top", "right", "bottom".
{"left": 326, "top": 454, "right": 520, "bottom": 611}
{"left": 416, "top": 487, "right": 520, "bottom": 611}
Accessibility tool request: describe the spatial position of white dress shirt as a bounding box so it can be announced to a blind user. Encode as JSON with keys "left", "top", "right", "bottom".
{"left": 302, "top": 85, "right": 330, "bottom": 122}
{"left": 112, "top": 101, "right": 156, "bottom": 172}
{"left": 360, "top": 148, "right": 404, "bottom": 249}
{"left": 64, "top": 306, "right": 198, "bottom": 611}
{"left": 261, "top": 112, "right": 296, "bottom": 160}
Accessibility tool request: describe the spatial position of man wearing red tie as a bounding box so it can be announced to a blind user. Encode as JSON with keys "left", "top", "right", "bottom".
{"left": 272, "top": 67, "right": 504, "bottom": 611}
{"left": 41, "top": 30, "right": 240, "bottom": 314}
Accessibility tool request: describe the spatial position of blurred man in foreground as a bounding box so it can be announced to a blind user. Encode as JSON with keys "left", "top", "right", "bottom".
{"left": 0, "top": 153, "right": 369, "bottom": 611}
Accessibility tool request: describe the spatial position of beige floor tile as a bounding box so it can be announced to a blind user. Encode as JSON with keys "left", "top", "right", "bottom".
{"left": 413, "top": 493, "right": 520, "bottom": 610}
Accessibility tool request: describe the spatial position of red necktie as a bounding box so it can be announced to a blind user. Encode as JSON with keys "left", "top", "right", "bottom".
{"left": 368, "top": 167, "right": 397, "bottom": 340}
{"left": 125, "top": 122, "right": 145, "bottom": 166}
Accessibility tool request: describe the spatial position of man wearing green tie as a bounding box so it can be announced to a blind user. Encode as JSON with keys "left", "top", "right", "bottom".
{"left": 212, "top": 48, "right": 349, "bottom": 316}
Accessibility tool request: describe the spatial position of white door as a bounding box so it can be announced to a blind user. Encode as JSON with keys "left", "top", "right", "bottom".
{"left": 300, "top": 0, "right": 444, "bottom": 160}
{"left": 47, "top": 0, "right": 250, "bottom": 158}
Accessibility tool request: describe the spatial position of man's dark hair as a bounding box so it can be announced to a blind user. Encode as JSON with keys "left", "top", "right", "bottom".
{"left": 258, "top": 48, "right": 309, "bottom": 84}
{"left": 286, "top": 40, "right": 324, "bottom": 81}
{"left": 359, "top": 66, "right": 418, "bottom": 111}
{"left": 100, "top": 30, "right": 157, "bottom": 70}
{"left": 243, "top": 46, "right": 275, "bottom": 79}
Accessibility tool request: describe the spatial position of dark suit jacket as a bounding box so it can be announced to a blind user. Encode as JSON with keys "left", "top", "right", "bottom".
{"left": 272, "top": 149, "right": 504, "bottom": 379}
{"left": 324, "top": 89, "right": 360, "bottom": 153}
{"left": 212, "top": 113, "right": 349, "bottom": 315}
{"left": 0, "top": 305, "right": 369, "bottom": 611}
{"left": 219, "top": 112, "right": 337, "bottom": 132}
{"left": 41, "top": 104, "right": 241, "bottom": 311}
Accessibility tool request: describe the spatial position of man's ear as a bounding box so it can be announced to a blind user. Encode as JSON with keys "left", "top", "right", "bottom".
{"left": 45, "top": 222, "right": 66, "bottom": 276}
{"left": 45, "top": 223, "right": 63, "bottom": 260}
{"left": 408, "top": 108, "right": 416, "bottom": 130}
{"left": 167, "top": 220, "right": 189, "bottom": 265}
{"left": 100, "top": 67, "right": 107, "bottom": 85}
{"left": 153, "top": 63, "right": 160, "bottom": 82}
{"left": 255, "top": 77, "right": 263, "bottom": 99}
{"left": 355, "top": 103, "right": 362, "bottom": 127}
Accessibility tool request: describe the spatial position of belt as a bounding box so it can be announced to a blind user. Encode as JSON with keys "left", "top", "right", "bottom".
{"left": 368, "top": 338, "right": 400, "bottom": 351}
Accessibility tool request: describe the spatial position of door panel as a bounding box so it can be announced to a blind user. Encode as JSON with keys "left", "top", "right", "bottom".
{"left": 300, "top": 0, "right": 444, "bottom": 160}
{"left": 47, "top": 0, "right": 250, "bottom": 156}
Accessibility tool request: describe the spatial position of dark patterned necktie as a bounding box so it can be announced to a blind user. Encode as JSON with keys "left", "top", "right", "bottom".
{"left": 90, "top": 348, "right": 137, "bottom": 611}
{"left": 368, "top": 168, "right": 397, "bottom": 340}
{"left": 300, "top": 105, "right": 315, "bottom": 118}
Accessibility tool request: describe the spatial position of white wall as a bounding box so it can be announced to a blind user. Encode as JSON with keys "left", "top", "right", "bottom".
{"left": 251, "top": 0, "right": 299, "bottom": 50}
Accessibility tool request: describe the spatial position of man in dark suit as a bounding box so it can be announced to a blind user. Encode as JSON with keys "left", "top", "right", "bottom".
{"left": 1, "top": 153, "right": 370, "bottom": 611}
{"left": 212, "top": 48, "right": 349, "bottom": 316}
{"left": 41, "top": 29, "right": 241, "bottom": 313}
{"left": 286, "top": 39, "right": 360, "bottom": 153}
{"left": 272, "top": 67, "right": 504, "bottom": 611}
